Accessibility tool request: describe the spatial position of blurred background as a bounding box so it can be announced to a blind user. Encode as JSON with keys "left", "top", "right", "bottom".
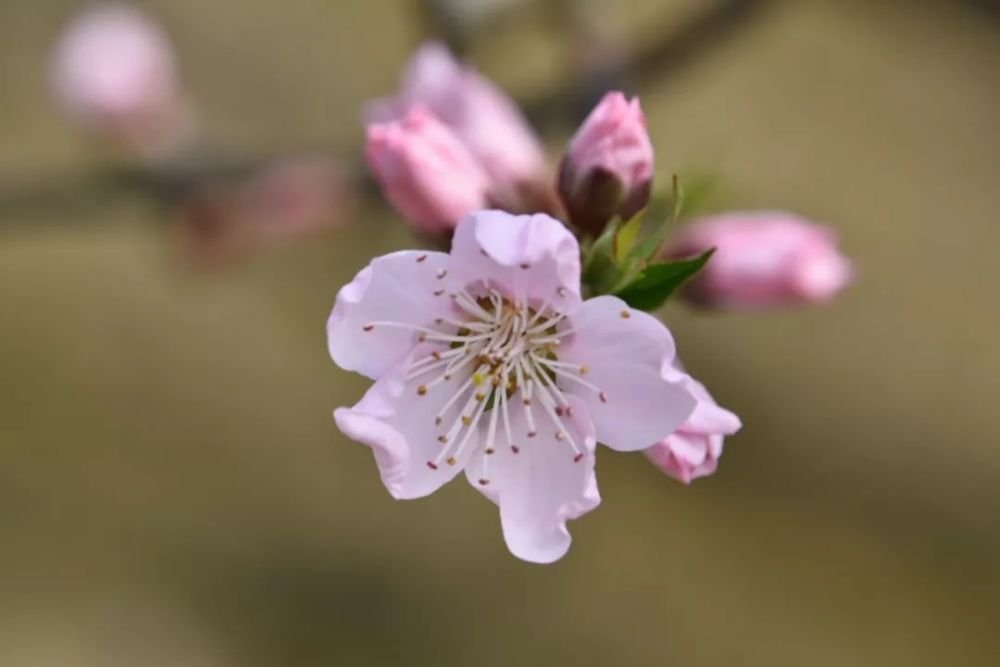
{"left": 1, "top": 0, "right": 998, "bottom": 665}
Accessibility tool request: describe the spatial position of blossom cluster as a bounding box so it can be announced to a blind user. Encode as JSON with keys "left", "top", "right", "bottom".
{"left": 329, "top": 43, "right": 852, "bottom": 562}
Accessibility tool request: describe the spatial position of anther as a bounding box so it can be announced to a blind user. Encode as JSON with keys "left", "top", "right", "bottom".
{"left": 417, "top": 385, "right": 428, "bottom": 396}
{"left": 579, "top": 366, "right": 589, "bottom": 375}
{"left": 519, "top": 263, "right": 530, "bottom": 269}
{"left": 416, "top": 254, "right": 427, "bottom": 262}
{"left": 478, "top": 478, "right": 490, "bottom": 486}
{"left": 620, "top": 310, "right": 631, "bottom": 319}
{"left": 436, "top": 269, "right": 447, "bottom": 279}
{"left": 475, "top": 392, "right": 486, "bottom": 401}
{"left": 362, "top": 323, "right": 374, "bottom": 332}
{"left": 557, "top": 287, "right": 568, "bottom": 297}
{"left": 485, "top": 448, "right": 495, "bottom": 455}
{"left": 511, "top": 445, "right": 520, "bottom": 454}
{"left": 555, "top": 406, "right": 565, "bottom": 417}
{"left": 599, "top": 391, "right": 608, "bottom": 403}
{"left": 446, "top": 457, "right": 457, "bottom": 466}
{"left": 433, "top": 289, "right": 445, "bottom": 296}
{"left": 573, "top": 453, "right": 584, "bottom": 463}
{"left": 555, "top": 430, "right": 566, "bottom": 441}
{"left": 437, "top": 435, "right": 447, "bottom": 443}
{"left": 528, "top": 430, "right": 537, "bottom": 438}
{"left": 461, "top": 415, "right": 472, "bottom": 426}
{"left": 418, "top": 333, "right": 427, "bottom": 342}
{"left": 564, "top": 405, "right": 575, "bottom": 417}
{"left": 426, "top": 461, "right": 438, "bottom": 470}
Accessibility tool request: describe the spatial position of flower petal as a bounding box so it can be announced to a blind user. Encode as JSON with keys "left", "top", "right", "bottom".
{"left": 559, "top": 296, "right": 696, "bottom": 451}
{"left": 334, "top": 349, "right": 480, "bottom": 500}
{"left": 448, "top": 211, "right": 581, "bottom": 309}
{"left": 667, "top": 369, "right": 743, "bottom": 442}
{"left": 465, "top": 395, "right": 600, "bottom": 563}
{"left": 327, "top": 250, "right": 452, "bottom": 379}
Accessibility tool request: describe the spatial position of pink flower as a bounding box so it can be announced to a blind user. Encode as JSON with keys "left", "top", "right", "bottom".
{"left": 666, "top": 211, "right": 854, "bottom": 308}
{"left": 645, "top": 366, "right": 741, "bottom": 483}
{"left": 558, "top": 92, "right": 654, "bottom": 235}
{"left": 328, "top": 211, "right": 696, "bottom": 563}
{"left": 49, "top": 3, "right": 193, "bottom": 155}
{"left": 365, "top": 107, "right": 491, "bottom": 235}
{"left": 364, "top": 42, "right": 548, "bottom": 202}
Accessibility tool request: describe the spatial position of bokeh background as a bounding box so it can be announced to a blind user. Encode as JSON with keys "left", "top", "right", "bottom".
{"left": 2, "top": 0, "right": 998, "bottom": 665}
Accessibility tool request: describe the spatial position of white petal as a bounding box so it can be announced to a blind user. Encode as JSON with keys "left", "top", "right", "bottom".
{"left": 466, "top": 395, "right": 600, "bottom": 563}
{"left": 559, "top": 296, "right": 696, "bottom": 451}
{"left": 328, "top": 250, "right": 452, "bottom": 379}
{"left": 335, "top": 351, "right": 479, "bottom": 500}
{"left": 448, "top": 210, "right": 581, "bottom": 309}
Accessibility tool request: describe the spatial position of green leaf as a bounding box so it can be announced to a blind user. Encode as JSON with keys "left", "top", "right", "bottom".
{"left": 631, "top": 175, "right": 685, "bottom": 262}
{"left": 614, "top": 214, "right": 643, "bottom": 265}
{"left": 582, "top": 217, "right": 624, "bottom": 295}
{"left": 614, "top": 249, "right": 714, "bottom": 311}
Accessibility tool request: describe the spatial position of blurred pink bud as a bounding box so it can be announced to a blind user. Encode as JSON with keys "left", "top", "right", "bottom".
{"left": 241, "top": 157, "right": 351, "bottom": 239}
{"left": 558, "top": 92, "right": 653, "bottom": 235}
{"left": 666, "top": 212, "right": 853, "bottom": 308}
{"left": 364, "top": 42, "right": 548, "bottom": 205}
{"left": 177, "top": 156, "right": 350, "bottom": 265}
{"left": 365, "top": 107, "right": 490, "bottom": 234}
{"left": 49, "top": 3, "right": 194, "bottom": 156}
{"left": 645, "top": 367, "right": 741, "bottom": 484}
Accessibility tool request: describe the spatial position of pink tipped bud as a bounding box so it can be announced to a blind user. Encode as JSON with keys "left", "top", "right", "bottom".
{"left": 365, "top": 107, "right": 490, "bottom": 234}
{"left": 558, "top": 92, "right": 654, "bottom": 235}
{"left": 645, "top": 365, "right": 741, "bottom": 484}
{"left": 666, "top": 211, "right": 854, "bottom": 308}
{"left": 363, "top": 42, "right": 550, "bottom": 211}
{"left": 49, "top": 3, "right": 193, "bottom": 156}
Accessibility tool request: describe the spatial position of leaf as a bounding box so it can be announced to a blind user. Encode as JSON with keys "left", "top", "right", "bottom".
{"left": 582, "top": 217, "right": 624, "bottom": 295}
{"left": 631, "top": 175, "right": 686, "bottom": 262}
{"left": 614, "top": 214, "right": 643, "bottom": 265}
{"left": 614, "top": 249, "right": 714, "bottom": 311}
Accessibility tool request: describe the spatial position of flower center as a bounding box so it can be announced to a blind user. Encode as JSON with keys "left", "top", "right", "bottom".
{"left": 363, "top": 286, "right": 602, "bottom": 486}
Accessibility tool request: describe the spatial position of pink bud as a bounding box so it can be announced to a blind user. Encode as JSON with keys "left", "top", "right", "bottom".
{"left": 363, "top": 42, "right": 548, "bottom": 207}
{"left": 558, "top": 92, "right": 654, "bottom": 235}
{"left": 365, "top": 107, "right": 490, "bottom": 234}
{"left": 176, "top": 156, "right": 350, "bottom": 265}
{"left": 49, "top": 3, "right": 193, "bottom": 156}
{"left": 666, "top": 212, "right": 854, "bottom": 308}
{"left": 645, "top": 367, "right": 741, "bottom": 484}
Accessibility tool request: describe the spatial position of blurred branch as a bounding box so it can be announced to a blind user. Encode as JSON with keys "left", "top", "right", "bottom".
{"left": 0, "top": 0, "right": 765, "bottom": 226}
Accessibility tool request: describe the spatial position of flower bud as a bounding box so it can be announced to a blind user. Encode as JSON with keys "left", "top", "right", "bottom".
{"left": 665, "top": 212, "right": 853, "bottom": 308}
{"left": 558, "top": 92, "right": 653, "bottom": 235}
{"left": 365, "top": 107, "right": 490, "bottom": 234}
{"left": 176, "top": 156, "right": 350, "bottom": 265}
{"left": 49, "top": 3, "right": 194, "bottom": 156}
{"left": 645, "top": 366, "right": 741, "bottom": 484}
{"left": 363, "top": 42, "right": 549, "bottom": 210}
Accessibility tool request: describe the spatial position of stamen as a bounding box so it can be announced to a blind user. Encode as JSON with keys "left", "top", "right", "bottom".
{"left": 524, "top": 357, "right": 584, "bottom": 457}
{"left": 452, "top": 290, "right": 493, "bottom": 321}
